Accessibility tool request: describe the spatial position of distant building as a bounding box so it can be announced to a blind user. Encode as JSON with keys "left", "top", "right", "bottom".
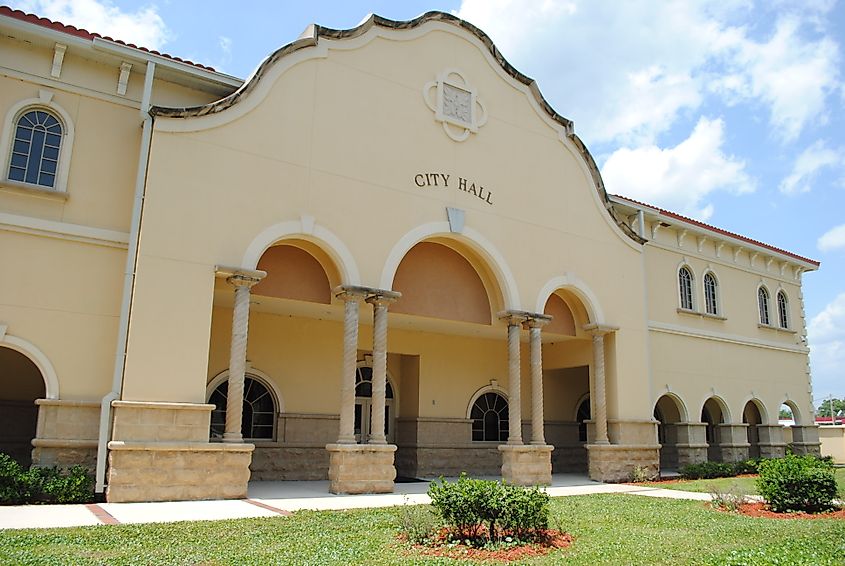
{"left": 0, "top": 7, "right": 821, "bottom": 502}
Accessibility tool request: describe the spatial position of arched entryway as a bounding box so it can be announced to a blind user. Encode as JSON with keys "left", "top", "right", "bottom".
{"left": 654, "top": 394, "right": 687, "bottom": 471}
{"left": 701, "top": 397, "right": 728, "bottom": 462}
{"left": 0, "top": 346, "right": 46, "bottom": 466}
{"left": 742, "top": 400, "right": 766, "bottom": 459}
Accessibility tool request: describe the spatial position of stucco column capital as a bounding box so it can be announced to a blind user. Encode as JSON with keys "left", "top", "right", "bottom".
{"left": 365, "top": 289, "right": 401, "bottom": 307}
{"left": 215, "top": 265, "right": 266, "bottom": 288}
{"left": 583, "top": 323, "right": 619, "bottom": 336}
{"left": 525, "top": 313, "right": 552, "bottom": 329}
{"left": 498, "top": 310, "right": 529, "bottom": 326}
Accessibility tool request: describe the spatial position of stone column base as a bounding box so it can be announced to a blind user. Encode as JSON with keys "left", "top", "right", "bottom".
{"left": 32, "top": 399, "right": 99, "bottom": 469}
{"left": 715, "top": 443, "right": 750, "bottom": 463}
{"left": 326, "top": 443, "right": 397, "bottom": 494}
{"left": 758, "top": 443, "right": 787, "bottom": 459}
{"left": 106, "top": 441, "right": 254, "bottom": 503}
{"left": 675, "top": 444, "right": 708, "bottom": 467}
{"left": 499, "top": 444, "right": 553, "bottom": 486}
{"left": 790, "top": 442, "right": 822, "bottom": 456}
{"left": 587, "top": 444, "right": 659, "bottom": 482}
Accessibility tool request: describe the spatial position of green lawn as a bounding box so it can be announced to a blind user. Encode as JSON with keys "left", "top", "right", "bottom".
{"left": 1, "top": 494, "right": 843, "bottom": 565}
{"left": 646, "top": 467, "right": 845, "bottom": 495}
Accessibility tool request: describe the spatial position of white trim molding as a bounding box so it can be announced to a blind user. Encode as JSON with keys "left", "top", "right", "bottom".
{"left": 535, "top": 274, "right": 606, "bottom": 325}
{"left": 0, "top": 333, "right": 60, "bottom": 399}
{"left": 649, "top": 321, "right": 807, "bottom": 354}
{"left": 0, "top": 212, "right": 130, "bottom": 248}
{"left": 242, "top": 218, "right": 361, "bottom": 286}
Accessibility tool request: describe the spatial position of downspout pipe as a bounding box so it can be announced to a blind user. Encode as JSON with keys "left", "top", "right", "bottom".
{"left": 95, "top": 61, "right": 156, "bottom": 493}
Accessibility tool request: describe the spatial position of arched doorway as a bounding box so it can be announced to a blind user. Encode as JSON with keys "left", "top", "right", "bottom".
{"left": 702, "top": 397, "right": 727, "bottom": 462}
{"left": 354, "top": 365, "right": 397, "bottom": 444}
{"left": 654, "top": 394, "right": 686, "bottom": 471}
{"left": 0, "top": 346, "right": 46, "bottom": 466}
{"left": 743, "top": 400, "right": 765, "bottom": 459}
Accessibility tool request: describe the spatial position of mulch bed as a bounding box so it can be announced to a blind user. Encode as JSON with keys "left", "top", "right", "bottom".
{"left": 402, "top": 529, "right": 573, "bottom": 561}
{"left": 734, "top": 502, "right": 845, "bottom": 520}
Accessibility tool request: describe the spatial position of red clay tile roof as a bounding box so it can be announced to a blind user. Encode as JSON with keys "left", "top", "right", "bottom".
{"left": 612, "top": 194, "right": 820, "bottom": 267}
{"left": 0, "top": 5, "right": 217, "bottom": 72}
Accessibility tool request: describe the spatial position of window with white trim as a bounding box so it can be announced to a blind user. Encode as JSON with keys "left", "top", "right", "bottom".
{"left": 8, "top": 109, "right": 62, "bottom": 188}
{"left": 209, "top": 375, "right": 276, "bottom": 440}
{"left": 777, "top": 290, "right": 789, "bottom": 329}
{"left": 577, "top": 398, "right": 591, "bottom": 442}
{"left": 470, "top": 391, "right": 509, "bottom": 442}
{"left": 758, "top": 287, "right": 770, "bottom": 325}
{"left": 703, "top": 272, "right": 718, "bottom": 316}
{"left": 678, "top": 266, "right": 694, "bottom": 310}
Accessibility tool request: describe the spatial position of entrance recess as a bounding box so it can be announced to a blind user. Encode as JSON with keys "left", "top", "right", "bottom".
{"left": 354, "top": 366, "right": 395, "bottom": 443}
{"left": 0, "top": 346, "right": 46, "bottom": 466}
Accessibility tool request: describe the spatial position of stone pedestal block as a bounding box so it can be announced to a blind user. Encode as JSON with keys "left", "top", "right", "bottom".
{"left": 675, "top": 444, "right": 708, "bottom": 467}
{"left": 106, "top": 441, "right": 254, "bottom": 502}
{"left": 587, "top": 444, "right": 659, "bottom": 482}
{"left": 31, "top": 399, "right": 99, "bottom": 469}
{"left": 714, "top": 425, "right": 750, "bottom": 463}
{"left": 326, "top": 443, "right": 397, "bottom": 494}
{"left": 790, "top": 425, "right": 822, "bottom": 456}
{"left": 499, "top": 444, "right": 553, "bottom": 486}
{"left": 111, "top": 400, "right": 214, "bottom": 443}
{"left": 756, "top": 425, "right": 787, "bottom": 459}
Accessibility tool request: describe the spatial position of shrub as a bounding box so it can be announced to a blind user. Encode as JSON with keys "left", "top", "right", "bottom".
{"left": 0, "top": 454, "right": 29, "bottom": 505}
{"left": 427, "top": 474, "right": 550, "bottom": 543}
{"left": 756, "top": 453, "right": 839, "bottom": 513}
{"left": 732, "top": 459, "right": 760, "bottom": 475}
{"left": 708, "top": 484, "right": 748, "bottom": 512}
{"left": 628, "top": 465, "right": 654, "bottom": 483}
{"left": 0, "top": 453, "right": 94, "bottom": 505}
{"left": 679, "top": 461, "right": 735, "bottom": 480}
{"left": 396, "top": 498, "right": 439, "bottom": 545}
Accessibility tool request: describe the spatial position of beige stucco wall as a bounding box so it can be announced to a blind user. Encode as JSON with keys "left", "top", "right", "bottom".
{"left": 0, "top": 26, "right": 242, "bottom": 410}
{"left": 819, "top": 426, "right": 845, "bottom": 463}
{"left": 124, "top": 24, "right": 651, "bottom": 422}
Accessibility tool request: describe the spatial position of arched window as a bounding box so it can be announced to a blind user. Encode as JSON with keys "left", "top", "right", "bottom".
{"left": 678, "top": 266, "right": 694, "bottom": 310}
{"left": 703, "top": 272, "right": 718, "bottom": 315}
{"left": 758, "top": 287, "right": 770, "bottom": 325}
{"left": 209, "top": 375, "right": 277, "bottom": 440}
{"left": 8, "top": 109, "right": 62, "bottom": 188}
{"left": 470, "top": 391, "right": 509, "bottom": 442}
{"left": 777, "top": 291, "right": 789, "bottom": 329}
{"left": 577, "top": 398, "right": 591, "bottom": 442}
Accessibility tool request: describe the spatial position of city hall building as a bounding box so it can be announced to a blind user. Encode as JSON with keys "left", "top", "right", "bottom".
{"left": 0, "top": 7, "right": 821, "bottom": 502}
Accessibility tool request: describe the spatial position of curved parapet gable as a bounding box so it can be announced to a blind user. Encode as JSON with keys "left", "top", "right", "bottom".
{"left": 150, "top": 11, "right": 644, "bottom": 246}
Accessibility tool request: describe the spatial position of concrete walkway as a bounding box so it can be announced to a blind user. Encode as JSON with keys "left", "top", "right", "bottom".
{"left": 0, "top": 474, "right": 712, "bottom": 530}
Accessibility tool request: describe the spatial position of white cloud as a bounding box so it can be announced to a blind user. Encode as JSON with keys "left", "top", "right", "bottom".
{"left": 725, "top": 17, "right": 841, "bottom": 142}
{"left": 16, "top": 0, "right": 170, "bottom": 50}
{"left": 808, "top": 293, "right": 845, "bottom": 398}
{"left": 456, "top": 1, "right": 841, "bottom": 145}
{"left": 600, "top": 117, "right": 754, "bottom": 220}
{"left": 818, "top": 224, "right": 845, "bottom": 252}
{"left": 779, "top": 140, "right": 843, "bottom": 194}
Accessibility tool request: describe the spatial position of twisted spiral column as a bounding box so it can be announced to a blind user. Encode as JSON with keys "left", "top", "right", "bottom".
{"left": 366, "top": 294, "right": 396, "bottom": 445}
{"left": 587, "top": 327, "right": 611, "bottom": 445}
{"left": 528, "top": 316, "right": 550, "bottom": 445}
{"left": 500, "top": 313, "right": 525, "bottom": 445}
{"left": 224, "top": 274, "right": 262, "bottom": 443}
{"left": 336, "top": 289, "right": 364, "bottom": 444}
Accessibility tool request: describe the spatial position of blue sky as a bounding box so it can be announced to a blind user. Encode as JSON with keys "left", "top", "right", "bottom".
{"left": 11, "top": 1, "right": 845, "bottom": 405}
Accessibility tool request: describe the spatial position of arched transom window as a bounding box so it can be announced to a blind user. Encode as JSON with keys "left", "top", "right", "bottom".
{"left": 758, "top": 287, "right": 770, "bottom": 325}
{"left": 777, "top": 291, "right": 789, "bottom": 329}
{"left": 471, "top": 391, "right": 509, "bottom": 442}
{"left": 678, "top": 266, "right": 694, "bottom": 310}
{"left": 8, "top": 109, "right": 62, "bottom": 188}
{"left": 703, "top": 272, "right": 718, "bottom": 315}
{"left": 209, "top": 375, "right": 276, "bottom": 440}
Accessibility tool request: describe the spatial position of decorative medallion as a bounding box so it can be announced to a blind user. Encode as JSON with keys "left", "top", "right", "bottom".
{"left": 423, "top": 69, "right": 487, "bottom": 142}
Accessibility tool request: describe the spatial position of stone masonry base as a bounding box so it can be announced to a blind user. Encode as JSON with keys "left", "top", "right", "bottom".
{"left": 587, "top": 444, "right": 659, "bottom": 482}
{"left": 31, "top": 399, "right": 99, "bottom": 469}
{"left": 326, "top": 443, "right": 397, "bottom": 494}
{"left": 106, "top": 441, "right": 254, "bottom": 502}
{"left": 499, "top": 444, "right": 553, "bottom": 486}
